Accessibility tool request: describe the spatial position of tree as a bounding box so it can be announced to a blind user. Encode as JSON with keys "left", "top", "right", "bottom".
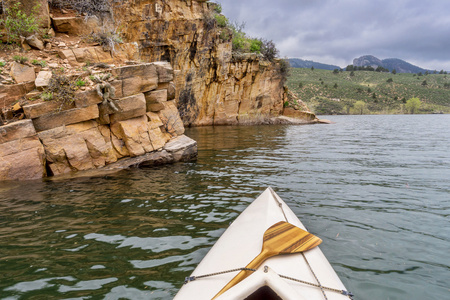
{"left": 350, "top": 71, "right": 355, "bottom": 77}
{"left": 405, "top": 97, "right": 421, "bottom": 114}
{"left": 387, "top": 78, "right": 393, "bottom": 83}
{"left": 422, "top": 80, "right": 427, "bottom": 86}
{"left": 353, "top": 101, "right": 366, "bottom": 115}
{"left": 260, "top": 39, "right": 278, "bottom": 61}
{"left": 333, "top": 69, "right": 339, "bottom": 74}
{"left": 311, "top": 66, "right": 314, "bottom": 71}
{"left": 392, "top": 69, "right": 397, "bottom": 75}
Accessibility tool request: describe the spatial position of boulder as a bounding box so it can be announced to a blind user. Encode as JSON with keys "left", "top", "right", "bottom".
{"left": 102, "top": 150, "right": 173, "bottom": 170}
{"left": 163, "top": 135, "right": 198, "bottom": 162}
{"left": 0, "top": 119, "right": 36, "bottom": 143}
{"left": 72, "top": 47, "right": 99, "bottom": 64}
{"left": 23, "top": 100, "right": 75, "bottom": 119}
{"left": 58, "top": 49, "right": 78, "bottom": 65}
{"left": 109, "top": 93, "right": 147, "bottom": 123}
{"left": 147, "top": 112, "right": 169, "bottom": 150}
{"left": 0, "top": 136, "right": 46, "bottom": 180}
{"left": 10, "top": 62, "right": 36, "bottom": 83}
{"left": 0, "top": 82, "right": 35, "bottom": 107}
{"left": 282, "top": 108, "right": 316, "bottom": 121}
{"left": 32, "top": 105, "right": 99, "bottom": 132}
{"left": 35, "top": 71, "right": 52, "bottom": 90}
{"left": 74, "top": 89, "right": 102, "bottom": 108}
{"left": 111, "top": 115, "right": 154, "bottom": 157}
{"left": 167, "top": 82, "right": 176, "bottom": 100}
{"left": 153, "top": 61, "right": 174, "bottom": 82}
{"left": 144, "top": 89, "right": 167, "bottom": 112}
{"left": 52, "top": 16, "right": 101, "bottom": 35}
{"left": 25, "top": 35, "right": 44, "bottom": 50}
{"left": 111, "top": 64, "right": 158, "bottom": 96}
{"left": 158, "top": 100, "right": 185, "bottom": 136}
{"left": 38, "top": 121, "right": 117, "bottom": 175}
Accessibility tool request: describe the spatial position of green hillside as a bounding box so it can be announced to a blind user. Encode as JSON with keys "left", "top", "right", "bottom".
{"left": 286, "top": 68, "right": 450, "bottom": 115}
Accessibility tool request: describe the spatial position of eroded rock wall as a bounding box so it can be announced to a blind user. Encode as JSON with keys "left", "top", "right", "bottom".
{"left": 111, "top": 0, "right": 298, "bottom": 126}
{"left": 0, "top": 63, "right": 196, "bottom": 181}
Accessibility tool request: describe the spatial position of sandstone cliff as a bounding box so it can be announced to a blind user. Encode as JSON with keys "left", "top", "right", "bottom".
{"left": 0, "top": 0, "right": 315, "bottom": 180}
{"left": 110, "top": 0, "right": 315, "bottom": 126}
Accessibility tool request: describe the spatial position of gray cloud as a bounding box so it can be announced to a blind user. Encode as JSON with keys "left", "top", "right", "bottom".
{"left": 220, "top": 0, "right": 450, "bottom": 70}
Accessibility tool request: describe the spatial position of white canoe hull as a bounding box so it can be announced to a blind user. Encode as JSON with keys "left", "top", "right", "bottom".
{"left": 174, "top": 188, "right": 351, "bottom": 300}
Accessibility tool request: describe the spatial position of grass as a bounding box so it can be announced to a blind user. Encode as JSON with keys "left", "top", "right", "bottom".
{"left": 31, "top": 59, "right": 47, "bottom": 67}
{"left": 13, "top": 55, "right": 29, "bottom": 64}
{"left": 286, "top": 68, "right": 450, "bottom": 114}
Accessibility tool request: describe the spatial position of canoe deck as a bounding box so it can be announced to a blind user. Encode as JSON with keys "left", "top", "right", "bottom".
{"left": 174, "top": 187, "right": 352, "bottom": 300}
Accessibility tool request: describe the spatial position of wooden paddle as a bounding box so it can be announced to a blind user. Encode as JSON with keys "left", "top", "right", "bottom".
{"left": 212, "top": 221, "right": 322, "bottom": 299}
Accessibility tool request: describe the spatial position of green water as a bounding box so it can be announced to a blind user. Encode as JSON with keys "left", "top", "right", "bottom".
{"left": 0, "top": 115, "right": 449, "bottom": 299}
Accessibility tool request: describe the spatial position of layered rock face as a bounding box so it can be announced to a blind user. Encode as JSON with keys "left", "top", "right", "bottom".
{"left": 112, "top": 0, "right": 301, "bottom": 126}
{"left": 0, "top": 0, "right": 315, "bottom": 180}
{"left": 0, "top": 63, "right": 196, "bottom": 181}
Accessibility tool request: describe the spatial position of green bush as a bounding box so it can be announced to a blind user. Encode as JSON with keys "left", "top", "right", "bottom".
{"left": 212, "top": 2, "right": 222, "bottom": 14}
{"left": 214, "top": 14, "right": 228, "bottom": 28}
{"left": 249, "top": 39, "right": 262, "bottom": 53}
{"left": 231, "top": 26, "right": 247, "bottom": 51}
{"left": 210, "top": 9, "right": 280, "bottom": 60}
{"left": 3, "top": 2, "right": 41, "bottom": 43}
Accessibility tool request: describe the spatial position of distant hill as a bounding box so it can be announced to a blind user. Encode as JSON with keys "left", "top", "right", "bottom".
{"left": 289, "top": 58, "right": 341, "bottom": 71}
{"left": 286, "top": 67, "right": 450, "bottom": 115}
{"left": 352, "top": 55, "right": 431, "bottom": 73}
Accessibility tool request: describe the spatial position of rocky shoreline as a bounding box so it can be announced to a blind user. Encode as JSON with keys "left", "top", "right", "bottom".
{"left": 0, "top": 0, "right": 318, "bottom": 181}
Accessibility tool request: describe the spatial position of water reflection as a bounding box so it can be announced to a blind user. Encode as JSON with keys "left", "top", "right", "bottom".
{"left": 1, "top": 116, "right": 449, "bottom": 299}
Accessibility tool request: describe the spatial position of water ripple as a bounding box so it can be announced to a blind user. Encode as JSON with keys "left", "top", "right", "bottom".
{"left": 0, "top": 115, "right": 449, "bottom": 299}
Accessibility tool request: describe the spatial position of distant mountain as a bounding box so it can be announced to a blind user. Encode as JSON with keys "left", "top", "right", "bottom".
{"left": 352, "top": 55, "right": 430, "bottom": 73}
{"left": 289, "top": 58, "right": 341, "bottom": 71}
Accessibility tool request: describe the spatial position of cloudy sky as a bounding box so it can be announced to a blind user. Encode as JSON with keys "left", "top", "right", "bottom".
{"left": 220, "top": 0, "right": 450, "bottom": 70}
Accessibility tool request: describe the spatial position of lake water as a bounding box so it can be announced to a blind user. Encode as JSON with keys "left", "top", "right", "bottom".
{"left": 0, "top": 115, "right": 449, "bottom": 300}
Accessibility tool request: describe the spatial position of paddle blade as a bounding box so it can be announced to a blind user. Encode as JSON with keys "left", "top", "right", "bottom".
{"left": 263, "top": 221, "right": 322, "bottom": 255}
{"left": 212, "top": 221, "right": 321, "bottom": 299}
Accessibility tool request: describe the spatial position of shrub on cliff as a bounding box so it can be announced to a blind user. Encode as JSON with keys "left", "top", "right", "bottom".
{"left": 206, "top": 3, "right": 281, "bottom": 60}
{"left": 215, "top": 14, "right": 229, "bottom": 28}
{"left": 43, "top": 71, "right": 78, "bottom": 110}
{"left": 260, "top": 39, "right": 279, "bottom": 61}
{"left": 2, "top": 1, "right": 41, "bottom": 43}
{"left": 50, "top": 0, "right": 112, "bottom": 19}
{"left": 279, "top": 58, "right": 290, "bottom": 83}
{"left": 229, "top": 22, "right": 265, "bottom": 55}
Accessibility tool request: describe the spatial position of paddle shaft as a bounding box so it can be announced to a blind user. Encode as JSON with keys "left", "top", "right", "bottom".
{"left": 212, "top": 249, "right": 271, "bottom": 299}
